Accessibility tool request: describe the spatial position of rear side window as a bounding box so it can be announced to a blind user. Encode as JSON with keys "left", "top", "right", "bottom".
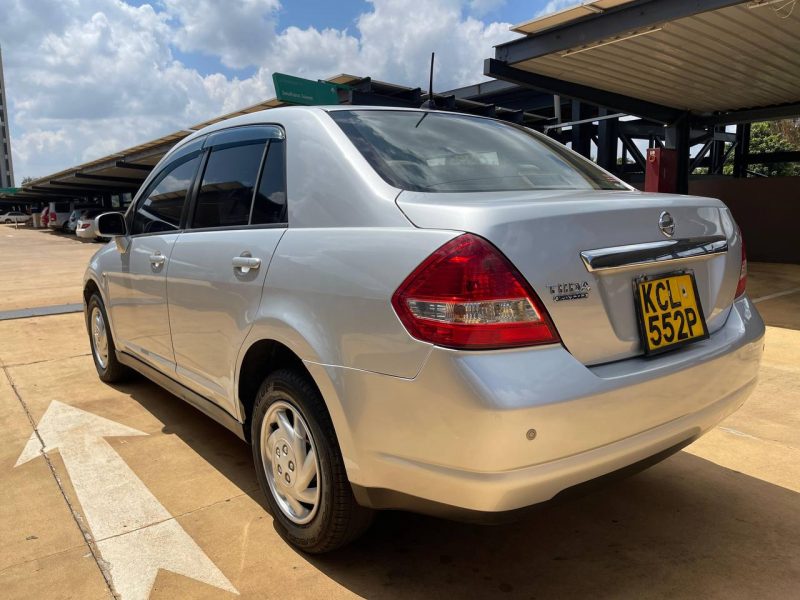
{"left": 132, "top": 155, "right": 200, "bottom": 235}
{"left": 192, "top": 142, "right": 266, "bottom": 229}
{"left": 251, "top": 140, "right": 287, "bottom": 225}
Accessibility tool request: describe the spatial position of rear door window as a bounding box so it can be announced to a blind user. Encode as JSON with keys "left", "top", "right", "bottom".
{"left": 132, "top": 155, "right": 201, "bottom": 235}
{"left": 191, "top": 142, "right": 266, "bottom": 229}
{"left": 251, "top": 139, "right": 287, "bottom": 225}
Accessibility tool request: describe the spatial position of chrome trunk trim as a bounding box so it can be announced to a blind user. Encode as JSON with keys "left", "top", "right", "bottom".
{"left": 580, "top": 235, "right": 728, "bottom": 273}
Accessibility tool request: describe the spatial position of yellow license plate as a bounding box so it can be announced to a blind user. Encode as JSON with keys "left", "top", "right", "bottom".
{"left": 635, "top": 272, "right": 708, "bottom": 355}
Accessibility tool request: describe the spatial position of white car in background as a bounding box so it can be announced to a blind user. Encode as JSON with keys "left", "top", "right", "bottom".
{"left": 76, "top": 208, "right": 111, "bottom": 240}
{"left": 1, "top": 211, "right": 31, "bottom": 224}
{"left": 47, "top": 201, "right": 75, "bottom": 231}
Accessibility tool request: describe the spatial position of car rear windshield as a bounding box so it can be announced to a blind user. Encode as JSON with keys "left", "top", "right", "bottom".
{"left": 329, "top": 110, "right": 627, "bottom": 193}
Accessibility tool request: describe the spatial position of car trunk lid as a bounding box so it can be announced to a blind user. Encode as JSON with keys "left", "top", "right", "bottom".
{"left": 397, "top": 189, "right": 743, "bottom": 365}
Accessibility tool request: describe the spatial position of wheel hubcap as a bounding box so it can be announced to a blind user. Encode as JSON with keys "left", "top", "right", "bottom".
{"left": 260, "top": 400, "right": 320, "bottom": 524}
{"left": 90, "top": 307, "right": 109, "bottom": 369}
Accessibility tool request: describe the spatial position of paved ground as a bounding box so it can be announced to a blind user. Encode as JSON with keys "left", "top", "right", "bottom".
{"left": 1, "top": 224, "right": 798, "bottom": 599}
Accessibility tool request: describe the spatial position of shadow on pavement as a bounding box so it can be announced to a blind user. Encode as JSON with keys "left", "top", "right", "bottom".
{"left": 116, "top": 376, "right": 799, "bottom": 599}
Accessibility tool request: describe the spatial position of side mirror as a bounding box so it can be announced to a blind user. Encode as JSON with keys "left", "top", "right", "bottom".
{"left": 95, "top": 212, "right": 127, "bottom": 237}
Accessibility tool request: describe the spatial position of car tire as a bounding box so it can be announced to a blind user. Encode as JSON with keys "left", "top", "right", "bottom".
{"left": 251, "top": 369, "right": 374, "bottom": 553}
{"left": 3, "top": 219, "right": 11, "bottom": 224}
{"left": 86, "top": 293, "right": 130, "bottom": 383}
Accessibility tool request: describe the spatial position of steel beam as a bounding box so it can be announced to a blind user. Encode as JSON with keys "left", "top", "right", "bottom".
{"left": 690, "top": 140, "right": 713, "bottom": 173}
{"left": 619, "top": 132, "right": 646, "bottom": 172}
{"left": 494, "top": 0, "right": 744, "bottom": 64}
{"left": 115, "top": 161, "right": 153, "bottom": 171}
{"left": 665, "top": 115, "right": 690, "bottom": 194}
{"left": 698, "top": 102, "right": 800, "bottom": 126}
{"left": 571, "top": 101, "right": 592, "bottom": 158}
{"left": 49, "top": 180, "right": 138, "bottom": 191}
{"left": 30, "top": 186, "right": 88, "bottom": 196}
{"left": 746, "top": 150, "right": 800, "bottom": 165}
{"left": 733, "top": 123, "right": 751, "bottom": 178}
{"left": 597, "top": 108, "right": 619, "bottom": 172}
{"left": 75, "top": 172, "right": 146, "bottom": 184}
{"left": 485, "top": 59, "right": 681, "bottom": 124}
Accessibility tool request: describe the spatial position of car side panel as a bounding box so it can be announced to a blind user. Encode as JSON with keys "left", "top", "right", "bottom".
{"left": 104, "top": 234, "right": 180, "bottom": 372}
{"left": 167, "top": 228, "right": 286, "bottom": 415}
{"left": 237, "top": 227, "right": 457, "bottom": 444}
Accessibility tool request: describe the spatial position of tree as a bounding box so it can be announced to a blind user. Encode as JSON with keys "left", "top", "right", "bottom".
{"left": 724, "top": 120, "right": 800, "bottom": 177}
{"left": 21, "top": 176, "right": 36, "bottom": 185}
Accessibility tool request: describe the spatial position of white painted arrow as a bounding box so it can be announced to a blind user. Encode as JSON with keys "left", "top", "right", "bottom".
{"left": 16, "top": 400, "right": 238, "bottom": 600}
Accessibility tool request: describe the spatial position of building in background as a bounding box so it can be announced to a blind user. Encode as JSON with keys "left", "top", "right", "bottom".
{"left": 0, "top": 46, "right": 15, "bottom": 188}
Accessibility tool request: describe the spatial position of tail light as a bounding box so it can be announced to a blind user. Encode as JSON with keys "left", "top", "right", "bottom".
{"left": 735, "top": 235, "right": 747, "bottom": 298}
{"left": 80, "top": 223, "right": 90, "bottom": 229}
{"left": 391, "top": 234, "right": 559, "bottom": 350}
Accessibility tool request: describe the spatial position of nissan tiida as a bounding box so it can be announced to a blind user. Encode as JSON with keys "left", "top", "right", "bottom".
{"left": 85, "top": 106, "right": 764, "bottom": 552}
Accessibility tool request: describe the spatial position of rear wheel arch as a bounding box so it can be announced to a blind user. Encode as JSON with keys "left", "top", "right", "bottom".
{"left": 238, "top": 339, "right": 321, "bottom": 442}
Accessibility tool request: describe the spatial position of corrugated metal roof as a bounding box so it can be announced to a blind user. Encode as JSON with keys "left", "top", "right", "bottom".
{"left": 512, "top": 0, "right": 637, "bottom": 35}
{"left": 506, "top": 1, "right": 800, "bottom": 114}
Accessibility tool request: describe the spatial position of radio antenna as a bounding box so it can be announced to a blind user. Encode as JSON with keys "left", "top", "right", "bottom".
{"left": 420, "top": 52, "right": 436, "bottom": 109}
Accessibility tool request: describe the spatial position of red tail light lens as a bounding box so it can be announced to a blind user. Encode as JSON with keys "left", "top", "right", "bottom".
{"left": 391, "top": 234, "right": 559, "bottom": 350}
{"left": 735, "top": 235, "right": 747, "bottom": 298}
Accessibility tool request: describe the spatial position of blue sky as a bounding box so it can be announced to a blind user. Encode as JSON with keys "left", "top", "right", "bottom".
{"left": 143, "top": 0, "right": 560, "bottom": 78}
{"left": 0, "top": 0, "right": 569, "bottom": 179}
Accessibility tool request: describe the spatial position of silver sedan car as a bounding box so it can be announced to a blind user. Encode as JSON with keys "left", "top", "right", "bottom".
{"left": 84, "top": 106, "right": 764, "bottom": 553}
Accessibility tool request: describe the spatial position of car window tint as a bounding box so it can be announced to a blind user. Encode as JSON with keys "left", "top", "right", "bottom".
{"left": 330, "top": 110, "right": 629, "bottom": 193}
{"left": 132, "top": 155, "right": 200, "bottom": 235}
{"left": 192, "top": 142, "right": 266, "bottom": 229}
{"left": 251, "top": 139, "right": 287, "bottom": 225}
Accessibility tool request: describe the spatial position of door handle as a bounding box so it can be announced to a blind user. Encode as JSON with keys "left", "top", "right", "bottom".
{"left": 149, "top": 252, "right": 165, "bottom": 268}
{"left": 232, "top": 254, "right": 261, "bottom": 274}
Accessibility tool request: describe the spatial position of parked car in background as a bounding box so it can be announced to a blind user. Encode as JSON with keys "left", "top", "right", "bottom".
{"left": 76, "top": 209, "right": 109, "bottom": 240}
{"left": 84, "top": 106, "right": 764, "bottom": 554}
{"left": 48, "top": 201, "right": 75, "bottom": 231}
{"left": 65, "top": 208, "right": 83, "bottom": 233}
{"left": 1, "top": 211, "right": 31, "bottom": 224}
{"left": 65, "top": 206, "right": 98, "bottom": 234}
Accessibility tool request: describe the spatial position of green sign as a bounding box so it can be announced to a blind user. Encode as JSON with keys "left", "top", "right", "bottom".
{"left": 273, "top": 73, "right": 348, "bottom": 106}
{"left": 0, "top": 187, "right": 19, "bottom": 196}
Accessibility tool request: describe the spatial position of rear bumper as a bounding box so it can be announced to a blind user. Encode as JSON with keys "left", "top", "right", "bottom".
{"left": 307, "top": 296, "right": 764, "bottom": 514}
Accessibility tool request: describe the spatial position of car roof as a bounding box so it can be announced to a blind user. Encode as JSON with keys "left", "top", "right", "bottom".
{"left": 169, "top": 104, "right": 490, "bottom": 158}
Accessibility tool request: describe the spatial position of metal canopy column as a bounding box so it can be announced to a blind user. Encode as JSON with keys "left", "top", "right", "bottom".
{"left": 571, "top": 101, "right": 592, "bottom": 158}
{"left": 665, "top": 114, "right": 690, "bottom": 194}
{"left": 733, "top": 123, "right": 751, "bottom": 178}
{"left": 597, "top": 108, "right": 619, "bottom": 172}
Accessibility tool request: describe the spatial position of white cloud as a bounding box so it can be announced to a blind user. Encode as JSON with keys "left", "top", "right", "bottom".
{"left": 164, "top": 0, "right": 281, "bottom": 69}
{"left": 0, "top": 0, "right": 520, "bottom": 181}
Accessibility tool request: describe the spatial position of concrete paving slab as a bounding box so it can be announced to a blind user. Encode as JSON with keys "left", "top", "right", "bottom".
{"left": 169, "top": 453, "right": 800, "bottom": 600}
{"left": 0, "top": 312, "right": 90, "bottom": 367}
{"left": 170, "top": 493, "right": 354, "bottom": 600}
{"left": 0, "top": 370, "right": 92, "bottom": 573}
{"left": 0, "top": 227, "right": 100, "bottom": 311}
{"left": 0, "top": 435, "right": 91, "bottom": 572}
{"left": 0, "top": 365, "right": 34, "bottom": 441}
{"left": 748, "top": 261, "right": 800, "bottom": 300}
{"left": 1, "top": 227, "right": 798, "bottom": 599}
{"left": 753, "top": 292, "right": 800, "bottom": 331}
{"left": 0, "top": 545, "right": 111, "bottom": 600}
{"left": 6, "top": 354, "right": 258, "bottom": 519}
